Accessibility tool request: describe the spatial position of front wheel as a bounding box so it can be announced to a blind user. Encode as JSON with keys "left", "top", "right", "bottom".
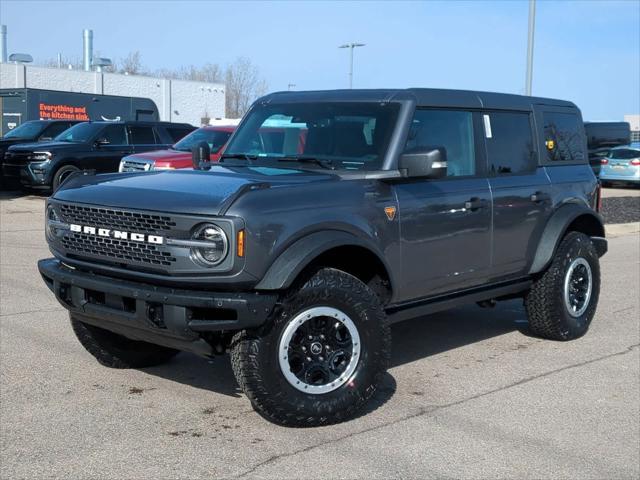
{"left": 230, "top": 268, "right": 391, "bottom": 427}
{"left": 52, "top": 165, "right": 80, "bottom": 191}
{"left": 525, "top": 231, "right": 601, "bottom": 340}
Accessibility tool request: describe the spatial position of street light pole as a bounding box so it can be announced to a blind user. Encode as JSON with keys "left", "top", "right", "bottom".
{"left": 525, "top": 0, "right": 536, "bottom": 96}
{"left": 339, "top": 42, "right": 365, "bottom": 89}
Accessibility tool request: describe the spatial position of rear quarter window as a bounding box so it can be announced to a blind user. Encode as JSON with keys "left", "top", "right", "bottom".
{"left": 543, "top": 112, "right": 586, "bottom": 163}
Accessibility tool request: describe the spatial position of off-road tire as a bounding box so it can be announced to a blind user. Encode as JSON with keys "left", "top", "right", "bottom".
{"left": 525, "top": 231, "right": 600, "bottom": 340}
{"left": 52, "top": 165, "right": 80, "bottom": 191}
{"left": 230, "top": 268, "right": 391, "bottom": 427}
{"left": 71, "top": 316, "right": 179, "bottom": 368}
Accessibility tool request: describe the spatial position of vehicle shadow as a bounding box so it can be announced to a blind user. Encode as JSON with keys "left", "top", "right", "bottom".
{"left": 142, "top": 300, "right": 529, "bottom": 403}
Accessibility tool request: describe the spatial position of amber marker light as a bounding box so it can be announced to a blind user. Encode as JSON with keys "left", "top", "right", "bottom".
{"left": 237, "top": 230, "right": 245, "bottom": 257}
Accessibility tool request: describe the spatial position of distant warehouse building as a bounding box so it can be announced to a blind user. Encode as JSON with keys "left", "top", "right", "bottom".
{"left": 0, "top": 63, "right": 225, "bottom": 128}
{"left": 624, "top": 114, "right": 640, "bottom": 143}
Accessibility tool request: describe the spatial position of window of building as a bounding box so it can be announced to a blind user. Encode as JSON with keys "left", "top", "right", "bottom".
{"left": 404, "top": 109, "right": 475, "bottom": 177}
{"left": 485, "top": 112, "right": 536, "bottom": 175}
{"left": 544, "top": 112, "right": 585, "bottom": 162}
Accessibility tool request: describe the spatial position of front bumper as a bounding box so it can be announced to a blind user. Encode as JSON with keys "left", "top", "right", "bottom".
{"left": 2, "top": 162, "right": 49, "bottom": 187}
{"left": 38, "top": 258, "right": 277, "bottom": 356}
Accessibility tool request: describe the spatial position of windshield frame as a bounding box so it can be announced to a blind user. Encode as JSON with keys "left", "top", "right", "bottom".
{"left": 222, "top": 100, "right": 406, "bottom": 172}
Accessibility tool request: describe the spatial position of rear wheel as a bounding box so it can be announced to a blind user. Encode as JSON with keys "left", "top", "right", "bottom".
{"left": 70, "top": 315, "right": 179, "bottom": 368}
{"left": 52, "top": 165, "right": 80, "bottom": 191}
{"left": 230, "top": 268, "right": 390, "bottom": 427}
{"left": 525, "top": 232, "right": 600, "bottom": 340}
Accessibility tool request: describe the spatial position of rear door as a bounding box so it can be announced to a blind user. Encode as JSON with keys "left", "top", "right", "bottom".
{"left": 394, "top": 109, "right": 492, "bottom": 301}
{"left": 128, "top": 125, "right": 161, "bottom": 153}
{"left": 484, "top": 111, "right": 552, "bottom": 279}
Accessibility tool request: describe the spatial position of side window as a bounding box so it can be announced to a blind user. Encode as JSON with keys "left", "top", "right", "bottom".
{"left": 485, "top": 112, "right": 536, "bottom": 175}
{"left": 404, "top": 109, "right": 475, "bottom": 177}
{"left": 101, "top": 125, "right": 127, "bottom": 145}
{"left": 41, "top": 122, "right": 72, "bottom": 140}
{"left": 543, "top": 112, "right": 585, "bottom": 162}
{"left": 128, "top": 126, "right": 156, "bottom": 145}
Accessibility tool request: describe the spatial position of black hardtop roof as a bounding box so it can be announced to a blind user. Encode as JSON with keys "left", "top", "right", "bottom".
{"left": 260, "top": 88, "right": 576, "bottom": 110}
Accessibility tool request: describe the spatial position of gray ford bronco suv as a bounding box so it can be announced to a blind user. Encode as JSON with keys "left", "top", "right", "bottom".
{"left": 38, "top": 89, "right": 607, "bottom": 426}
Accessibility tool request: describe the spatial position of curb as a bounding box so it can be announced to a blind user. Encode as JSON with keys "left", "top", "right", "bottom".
{"left": 606, "top": 222, "right": 640, "bottom": 238}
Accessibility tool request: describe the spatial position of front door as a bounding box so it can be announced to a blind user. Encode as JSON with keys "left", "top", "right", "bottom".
{"left": 87, "top": 124, "right": 131, "bottom": 173}
{"left": 394, "top": 109, "right": 492, "bottom": 302}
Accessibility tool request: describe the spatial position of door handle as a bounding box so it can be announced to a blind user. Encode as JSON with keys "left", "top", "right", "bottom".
{"left": 464, "top": 197, "right": 485, "bottom": 211}
{"left": 530, "top": 191, "right": 549, "bottom": 203}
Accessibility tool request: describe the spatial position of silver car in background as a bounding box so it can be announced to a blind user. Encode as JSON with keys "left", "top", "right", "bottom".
{"left": 599, "top": 143, "right": 640, "bottom": 186}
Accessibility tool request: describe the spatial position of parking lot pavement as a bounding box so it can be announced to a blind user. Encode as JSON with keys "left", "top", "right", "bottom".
{"left": 1, "top": 192, "right": 639, "bottom": 480}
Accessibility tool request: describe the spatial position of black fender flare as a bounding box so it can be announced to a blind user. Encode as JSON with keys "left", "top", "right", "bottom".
{"left": 255, "top": 230, "right": 388, "bottom": 291}
{"left": 529, "top": 203, "right": 605, "bottom": 275}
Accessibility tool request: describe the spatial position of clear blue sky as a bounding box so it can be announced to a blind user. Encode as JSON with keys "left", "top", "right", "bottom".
{"left": 1, "top": 0, "right": 639, "bottom": 120}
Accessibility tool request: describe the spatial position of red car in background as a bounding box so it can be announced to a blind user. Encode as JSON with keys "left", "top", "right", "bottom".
{"left": 119, "top": 125, "right": 235, "bottom": 172}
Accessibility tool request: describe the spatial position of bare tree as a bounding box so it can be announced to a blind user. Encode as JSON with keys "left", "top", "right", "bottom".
{"left": 225, "top": 57, "right": 268, "bottom": 118}
{"left": 119, "top": 51, "right": 144, "bottom": 75}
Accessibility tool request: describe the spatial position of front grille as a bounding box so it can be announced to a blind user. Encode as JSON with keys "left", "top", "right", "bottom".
{"left": 120, "top": 159, "right": 153, "bottom": 172}
{"left": 59, "top": 203, "right": 176, "bottom": 234}
{"left": 56, "top": 203, "right": 178, "bottom": 267}
{"left": 3, "top": 152, "right": 32, "bottom": 165}
{"left": 61, "top": 233, "right": 176, "bottom": 266}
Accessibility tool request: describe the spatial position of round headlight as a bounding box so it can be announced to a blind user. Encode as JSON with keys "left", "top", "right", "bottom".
{"left": 45, "top": 205, "right": 60, "bottom": 239}
{"left": 190, "top": 223, "right": 228, "bottom": 267}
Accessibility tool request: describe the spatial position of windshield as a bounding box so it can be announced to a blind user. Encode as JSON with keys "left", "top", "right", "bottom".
{"left": 609, "top": 148, "right": 640, "bottom": 160}
{"left": 223, "top": 102, "right": 400, "bottom": 170}
{"left": 55, "top": 122, "right": 99, "bottom": 143}
{"left": 174, "top": 128, "right": 233, "bottom": 153}
{"left": 3, "top": 121, "right": 46, "bottom": 140}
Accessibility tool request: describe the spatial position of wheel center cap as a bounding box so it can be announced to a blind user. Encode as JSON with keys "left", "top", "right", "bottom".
{"left": 310, "top": 342, "right": 323, "bottom": 355}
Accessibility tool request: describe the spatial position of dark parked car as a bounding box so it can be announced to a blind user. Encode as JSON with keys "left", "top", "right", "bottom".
{"left": 3, "top": 121, "right": 194, "bottom": 190}
{"left": 0, "top": 120, "right": 80, "bottom": 189}
{"left": 39, "top": 88, "right": 606, "bottom": 427}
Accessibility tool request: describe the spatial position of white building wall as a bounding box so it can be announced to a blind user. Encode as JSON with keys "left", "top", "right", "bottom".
{"left": 170, "top": 79, "right": 226, "bottom": 126}
{"left": 0, "top": 64, "right": 225, "bottom": 125}
{"left": 26, "top": 65, "right": 97, "bottom": 93}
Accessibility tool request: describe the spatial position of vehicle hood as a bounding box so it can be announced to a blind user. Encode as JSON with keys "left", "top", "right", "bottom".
{"left": 52, "top": 165, "right": 336, "bottom": 215}
{"left": 125, "top": 149, "right": 189, "bottom": 161}
{"left": 0, "top": 138, "right": 33, "bottom": 150}
{"left": 8, "top": 141, "right": 76, "bottom": 152}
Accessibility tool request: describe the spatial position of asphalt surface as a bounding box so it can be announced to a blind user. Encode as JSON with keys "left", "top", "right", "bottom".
{"left": 1, "top": 191, "right": 639, "bottom": 479}
{"left": 601, "top": 196, "right": 640, "bottom": 224}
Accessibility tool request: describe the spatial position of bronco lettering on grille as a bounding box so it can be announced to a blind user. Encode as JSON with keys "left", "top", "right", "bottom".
{"left": 69, "top": 224, "right": 164, "bottom": 245}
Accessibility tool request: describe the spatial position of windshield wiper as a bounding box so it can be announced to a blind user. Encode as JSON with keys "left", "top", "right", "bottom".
{"left": 277, "top": 156, "right": 336, "bottom": 170}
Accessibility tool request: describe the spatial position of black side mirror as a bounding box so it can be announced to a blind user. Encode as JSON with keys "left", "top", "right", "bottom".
{"left": 192, "top": 141, "right": 211, "bottom": 170}
{"left": 94, "top": 138, "right": 110, "bottom": 147}
{"left": 399, "top": 147, "right": 447, "bottom": 179}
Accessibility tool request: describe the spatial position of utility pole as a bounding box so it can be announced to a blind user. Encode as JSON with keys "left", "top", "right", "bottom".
{"left": 339, "top": 42, "right": 365, "bottom": 89}
{"left": 525, "top": 0, "right": 536, "bottom": 96}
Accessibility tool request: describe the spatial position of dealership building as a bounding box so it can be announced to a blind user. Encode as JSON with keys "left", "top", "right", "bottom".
{"left": 0, "top": 63, "right": 225, "bottom": 127}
